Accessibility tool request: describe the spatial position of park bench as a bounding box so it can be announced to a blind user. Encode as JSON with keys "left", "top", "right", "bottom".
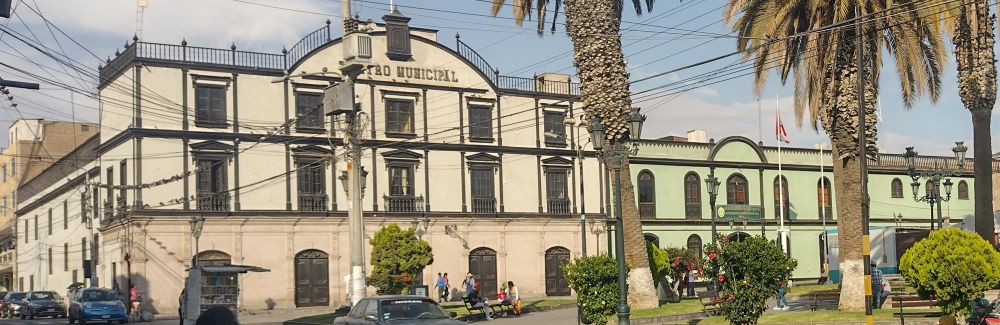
{"left": 811, "top": 292, "right": 840, "bottom": 311}
{"left": 697, "top": 291, "right": 722, "bottom": 316}
{"left": 890, "top": 293, "right": 943, "bottom": 318}
{"left": 462, "top": 296, "right": 509, "bottom": 319}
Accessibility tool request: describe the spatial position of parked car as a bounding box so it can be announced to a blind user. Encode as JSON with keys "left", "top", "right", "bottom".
{"left": 68, "top": 288, "right": 127, "bottom": 324}
{"left": 3, "top": 292, "right": 26, "bottom": 319}
{"left": 20, "top": 291, "right": 66, "bottom": 319}
{"left": 333, "top": 296, "right": 462, "bottom": 325}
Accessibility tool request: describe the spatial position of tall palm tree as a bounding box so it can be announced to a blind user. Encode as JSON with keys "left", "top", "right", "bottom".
{"left": 939, "top": 0, "right": 996, "bottom": 244}
{"left": 725, "top": 0, "right": 945, "bottom": 310}
{"left": 487, "top": 0, "right": 660, "bottom": 309}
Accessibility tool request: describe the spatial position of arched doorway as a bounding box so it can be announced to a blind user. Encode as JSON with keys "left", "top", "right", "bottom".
{"left": 196, "top": 250, "right": 231, "bottom": 267}
{"left": 295, "top": 250, "right": 329, "bottom": 307}
{"left": 727, "top": 232, "right": 751, "bottom": 242}
{"left": 468, "top": 248, "right": 497, "bottom": 295}
{"left": 644, "top": 233, "right": 660, "bottom": 247}
{"left": 544, "top": 247, "right": 571, "bottom": 296}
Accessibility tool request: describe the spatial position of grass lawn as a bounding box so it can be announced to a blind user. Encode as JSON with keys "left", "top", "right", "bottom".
{"left": 674, "top": 308, "right": 941, "bottom": 324}
{"left": 628, "top": 299, "right": 705, "bottom": 319}
{"left": 786, "top": 284, "right": 839, "bottom": 298}
{"left": 287, "top": 299, "right": 577, "bottom": 324}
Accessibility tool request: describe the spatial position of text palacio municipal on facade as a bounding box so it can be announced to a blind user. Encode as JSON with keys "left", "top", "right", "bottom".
{"left": 11, "top": 10, "right": 1000, "bottom": 315}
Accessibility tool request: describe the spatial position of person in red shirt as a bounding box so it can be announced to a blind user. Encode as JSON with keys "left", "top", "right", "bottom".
{"left": 129, "top": 284, "right": 140, "bottom": 317}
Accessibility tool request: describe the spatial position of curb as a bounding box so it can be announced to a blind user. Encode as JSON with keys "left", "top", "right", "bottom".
{"left": 283, "top": 303, "right": 577, "bottom": 324}
{"left": 608, "top": 312, "right": 705, "bottom": 325}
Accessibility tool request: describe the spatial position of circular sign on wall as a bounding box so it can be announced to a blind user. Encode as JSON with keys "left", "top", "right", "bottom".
{"left": 717, "top": 206, "right": 726, "bottom": 218}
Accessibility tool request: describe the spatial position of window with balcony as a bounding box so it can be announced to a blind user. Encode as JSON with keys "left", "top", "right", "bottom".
{"left": 818, "top": 177, "right": 832, "bottom": 219}
{"left": 468, "top": 105, "right": 493, "bottom": 141}
{"left": 726, "top": 174, "right": 749, "bottom": 204}
{"left": 958, "top": 180, "right": 969, "bottom": 200}
{"left": 196, "top": 158, "right": 229, "bottom": 211}
{"left": 684, "top": 172, "right": 702, "bottom": 219}
{"left": 637, "top": 170, "right": 655, "bottom": 219}
{"left": 890, "top": 178, "right": 903, "bottom": 198}
{"left": 470, "top": 167, "right": 496, "bottom": 213}
{"left": 195, "top": 84, "right": 227, "bottom": 127}
{"left": 295, "top": 93, "right": 324, "bottom": 132}
{"left": 545, "top": 169, "right": 570, "bottom": 214}
{"left": 383, "top": 150, "right": 423, "bottom": 212}
{"left": 543, "top": 111, "right": 566, "bottom": 146}
{"left": 773, "top": 175, "right": 790, "bottom": 220}
{"left": 296, "top": 159, "right": 327, "bottom": 211}
{"left": 385, "top": 99, "right": 415, "bottom": 137}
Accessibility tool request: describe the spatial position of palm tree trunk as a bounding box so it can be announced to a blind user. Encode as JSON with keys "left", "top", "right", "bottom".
{"left": 562, "top": 0, "right": 658, "bottom": 309}
{"left": 954, "top": 0, "right": 997, "bottom": 244}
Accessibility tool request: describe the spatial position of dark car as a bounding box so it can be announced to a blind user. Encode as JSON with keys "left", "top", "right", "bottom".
{"left": 20, "top": 291, "right": 66, "bottom": 319}
{"left": 3, "top": 292, "right": 26, "bottom": 319}
{"left": 68, "top": 288, "right": 127, "bottom": 324}
{"left": 333, "top": 296, "right": 462, "bottom": 325}
{"left": 0, "top": 291, "right": 8, "bottom": 318}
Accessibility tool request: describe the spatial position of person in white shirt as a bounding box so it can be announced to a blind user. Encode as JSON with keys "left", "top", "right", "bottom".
{"left": 878, "top": 277, "right": 891, "bottom": 309}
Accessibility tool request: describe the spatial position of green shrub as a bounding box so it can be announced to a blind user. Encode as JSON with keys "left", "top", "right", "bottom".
{"left": 899, "top": 228, "right": 1000, "bottom": 317}
{"left": 368, "top": 224, "right": 434, "bottom": 295}
{"left": 562, "top": 255, "right": 627, "bottom": 325}
{"left": 647, "top": 242, "right": 671, "bottom": 288}
{"left": 701, "top": 235, "right": 796, "bottom": 325}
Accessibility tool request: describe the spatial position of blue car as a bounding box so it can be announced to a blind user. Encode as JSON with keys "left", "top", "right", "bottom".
{"left": 68, "top": 288, "right": 127, "bottom": 324}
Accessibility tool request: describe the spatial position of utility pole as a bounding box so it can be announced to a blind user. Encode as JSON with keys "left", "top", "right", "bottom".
{"left": 856, "top": 9, "right": 874, "bottom": 324}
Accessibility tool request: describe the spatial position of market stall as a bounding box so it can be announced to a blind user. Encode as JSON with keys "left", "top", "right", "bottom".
{"left": 183, "top": 264, "right": 269, "bottom": 323}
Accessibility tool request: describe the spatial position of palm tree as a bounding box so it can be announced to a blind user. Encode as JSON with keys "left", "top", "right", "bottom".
{"left": 939, "top": 0, "right": 996, "bottom": 244}
{"left": 725, "top": 0, "right": 945, "bottom": 310}
{"left": 487, "top": 0, "right": 660, "bottom": 309}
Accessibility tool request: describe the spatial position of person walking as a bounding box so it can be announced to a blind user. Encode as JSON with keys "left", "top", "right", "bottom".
{"left": 507, "top": 281, "right": 521, "bottom": 316}
{"left": 686, "top": 270, "right": 696, "bottom": 297}
{"left": 435, "top": 273, "right": 447, "bottom": 303}
{"left": 878, "top": 276, "right": 891, "bottom": 309}
{"left": 443, "top": 273, "right": 451, "bottom": 301}
{"left": 870, "top": 263, "right": 884, "bottom": 309}
{"left": 773, "top": 278, "right": 789, "bottom": 310}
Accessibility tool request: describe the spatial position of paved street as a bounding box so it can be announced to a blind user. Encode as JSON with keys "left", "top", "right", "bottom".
{"left": 465, "top": 307, "right": 578, "bottom": 325}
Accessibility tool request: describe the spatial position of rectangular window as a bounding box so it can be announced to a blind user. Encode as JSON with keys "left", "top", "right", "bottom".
{"left": 47, "top": 209, "right": 52, "bottom": 235}
{"left": 385, "top": 99, "right": 415, "bottom": 135}
{"left": 195, "top": 85, "right": 227, "bottom": 126}
{"left": 295, "top": 93, "right": 324, "bottom": 131}
{"left": 296, "top": 160, "right": 327, "bottom": 211}
{"left": 196, "top": 158, "right": 229, "bottom": 211}
{"left": 29, "top": 275, "right": 33, "bottom": 291}
{"left": 81, "top": 237, "right": 87, "bottom": 264}
{"left": 64, "top": 243, "right": 68, "bottom": 271}
{"left": 33, "top": 215, "right": 37, "bottom": 240}
{"left": 119, "top": 160, "right": 127, "bottom": 204}
{"left": 93, "top": 234, "right": 99, "bottom": 265}
{"left": 543, "top": 111, "right": 566, "bottom": 145}
{"left": 470, "top": 168, "right": 494, "bottom": 198}
{"left": 546, "top": 170, "right": 570, "bottom": 214}
{"left": 47, "top": 248, "right": 52, "bottom": 275}
{"left": 106, "top": 167, "right": 113, "bottom": 217}
{"left": 72, "top": 270, "right": 77, "bottom": 284}
{"left": 23, "top": 220, "right": 27, "bottom": 243}
{"left": 468, "top": 105, "right": 493, "bottom": 140}
{"left": 388, "top": 165, "right": 414, "bottom": 196}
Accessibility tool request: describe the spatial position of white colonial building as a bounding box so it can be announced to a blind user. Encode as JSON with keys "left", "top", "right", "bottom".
{"left": 17, "top": 12, "right": 606, "bottom": 314}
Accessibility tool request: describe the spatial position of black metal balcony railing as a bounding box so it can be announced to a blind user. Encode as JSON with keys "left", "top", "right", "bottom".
{"left": 384, "top": 195, "right": 424, "bottom": 213}
{"left": 547, "top": 198, "right": 571, "bottom": 215}
{"left": 638, "top": 202, "right": 655, "bottom": 219}
{"left": 116, "top": 197, "right": 128, "bottom": 218}
{"left": 471, "top": 197, "right": 497, "bottom": 214}
{"left": 102, "top": 201, "right": 113, "bottom": 224}
{"left": 197, "top": 193, "right": 231, "bottom": 211}
{"left": 298, "top": 193, "right": 328, "bottom": 212}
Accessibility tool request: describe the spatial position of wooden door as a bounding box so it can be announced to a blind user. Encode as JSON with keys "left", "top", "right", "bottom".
{"left": 468, "top": 248, "right": 497, "bottom": 296}
{"left": 544, "top": 247, "right": 571, "bottom": 296}
{"left": 295, "top": 250, "right": 330, "bottom": 307}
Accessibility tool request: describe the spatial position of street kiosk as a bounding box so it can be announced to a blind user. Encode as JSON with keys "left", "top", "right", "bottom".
{"left": 183, "top": 264, "right": 269, "bottom": 324}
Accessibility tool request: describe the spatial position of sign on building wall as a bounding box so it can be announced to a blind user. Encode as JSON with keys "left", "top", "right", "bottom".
{"left": 717, "top": 205, "right": 762, "bottom": 221}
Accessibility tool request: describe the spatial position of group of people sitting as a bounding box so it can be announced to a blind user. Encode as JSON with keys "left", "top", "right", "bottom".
{"left": 464, "top": 275, "right": 521, "bottom": 321}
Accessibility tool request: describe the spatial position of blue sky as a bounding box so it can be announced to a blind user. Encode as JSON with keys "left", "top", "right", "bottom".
{"left": 0, "top": 0, "right": 996, "bottom": 157}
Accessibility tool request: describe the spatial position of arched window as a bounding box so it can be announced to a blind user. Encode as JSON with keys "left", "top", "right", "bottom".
{"left": 644, "top": 233, "right": 660, "bottom": 248}
{"left": 726, "top": 174, "right": 749, "bottom": 204}
{"left": 727, "top": 232, "right": 750, "bottom": 242}
{"left": 890, "top": 178, "right": 903, "bottom": 198}
{"left": 684, "top": 172, "right": 702, "bottom": 219}
{"left": 196, "top": 250, "right": 231, "bottom": 267}
{"left": 817, "top": 177, "right": 832, "bottom": 219}
{"left": 773, "top": 176, "right": 790, "bottom": 220}
{"left": 637, "top": 170, "right": 655, "bottom": 219}
{"left": 686, "top": 234, "right": 703, "bottom": 258}
{"left": 958, "top": 180, "right": 969, "bottom": 200}
{"left": 925, "top": 180, "right": 937, "bottom": 198}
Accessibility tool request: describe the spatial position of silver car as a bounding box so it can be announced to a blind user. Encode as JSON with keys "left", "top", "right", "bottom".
{"left": 333, "top": 296, "right": 462, "bottom": 325}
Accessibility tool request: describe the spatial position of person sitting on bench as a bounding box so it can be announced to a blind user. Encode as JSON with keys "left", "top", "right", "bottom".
{"left": 469, "top": 283, "right": 492, "bottom": 320}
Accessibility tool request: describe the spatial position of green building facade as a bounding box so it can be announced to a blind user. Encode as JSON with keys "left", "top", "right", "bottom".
{"left": 628, "top": 135, "right": 980, "bottom": 280}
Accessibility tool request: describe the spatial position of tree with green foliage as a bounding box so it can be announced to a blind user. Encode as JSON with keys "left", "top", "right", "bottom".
{"left": 646, "top": 242, "right": 671, "bottom": 289}
{"left": 702, "top": 235, "right": 796, "bottom": 325}
{"left": 899, "top": 228, "right": 1000, "bottom": 317}
{"left": 368, "top": 224, "right": 434, "bottom": 295}
{"left": 562, "top": 255, "right": 627, "bottom": 325}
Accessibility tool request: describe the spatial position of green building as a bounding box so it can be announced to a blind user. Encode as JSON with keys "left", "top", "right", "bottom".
{"left": 628, "top": 134, "right": 982, "bottom": 281}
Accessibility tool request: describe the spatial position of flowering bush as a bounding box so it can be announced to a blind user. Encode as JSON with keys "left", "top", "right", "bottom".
{"left": 562, "top": 255, "right": 627, "bottom": 325}
{"left": 701, "top": 234, "right": 796, "bottom": 325}
{"left": 664, "top": 246, "right": 702, "bottom": 296}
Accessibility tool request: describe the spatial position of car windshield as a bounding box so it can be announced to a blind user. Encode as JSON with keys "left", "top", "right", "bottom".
{"left": 30, "top": 292, "right": 56, "bottom": 300}
{"left": 379, "top": 299, "right": 450, "bottom": 320}
{"left": 7, "top": 293, "right": 24, "bottom": 300}
{"left": 80, "top": 290, "right": 118, "bottom": 302}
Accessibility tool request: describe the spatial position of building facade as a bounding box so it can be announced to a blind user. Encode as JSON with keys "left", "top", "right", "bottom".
{"left": 1, "top": 119, "right": 97, "bottom": 291}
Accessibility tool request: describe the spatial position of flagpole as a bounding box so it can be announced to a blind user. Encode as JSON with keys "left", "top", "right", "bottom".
{"left": 776, "top": 94, "right": 787, "bottom": 254}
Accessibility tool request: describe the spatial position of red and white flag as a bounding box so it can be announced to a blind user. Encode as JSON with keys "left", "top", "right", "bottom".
{"left": 775, "top": 112, "right": 791, "bottom": 144}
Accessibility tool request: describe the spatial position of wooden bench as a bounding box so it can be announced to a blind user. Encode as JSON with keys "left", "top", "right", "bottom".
{"left": 890, "top": 294, "right": 943, "bottom": 318}
{"left": 462, "top": 296, "right": 509, "bottom": 319}
{"left": 811, "top": 292, "right": 840, "bottom": 311}
{"left": 697, "top": 291, "right": 722, "bottom": 316}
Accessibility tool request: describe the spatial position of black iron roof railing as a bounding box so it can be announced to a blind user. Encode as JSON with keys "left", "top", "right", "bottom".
{"left": 99, "top": 23, "right": 581, "bottom": 97}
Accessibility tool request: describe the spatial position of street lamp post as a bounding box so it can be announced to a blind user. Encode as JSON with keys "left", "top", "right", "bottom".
{"left": 588, "top": 107, "right": 645, "bottom": 325}
{"left": 705, "top": 170, "right": 720, "bottom": 247}
{"left": 189, "top": 216, "right": 205, "bottom": 267}
{"left": 903, "top": 143, "right": 966, "bottom": 230}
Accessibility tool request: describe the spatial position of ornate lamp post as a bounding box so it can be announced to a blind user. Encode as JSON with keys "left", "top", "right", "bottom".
{"left": 588, "top": 107, "right": 645, "bottom": 325}
{"left": 705, "top": 171, "right": 721, "bottom": 247}
{"left": 189, "top": 215, "right": 205, "bottom": 266}
{"left": 904, "top": 142, "right": 967, "bottom": 230}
